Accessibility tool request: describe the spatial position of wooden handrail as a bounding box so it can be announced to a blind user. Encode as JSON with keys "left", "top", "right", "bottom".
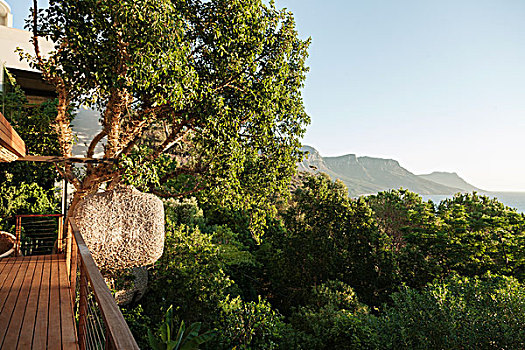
{"left": 67, "top": 218, "right": 139, "bottom": 350}
{"left": 15, "top": 214, "right": 64, "bottom": 218}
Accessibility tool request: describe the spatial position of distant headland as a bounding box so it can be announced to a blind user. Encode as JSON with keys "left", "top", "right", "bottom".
{"left": 298, "top": 145, "right": 482, "bottom": 197}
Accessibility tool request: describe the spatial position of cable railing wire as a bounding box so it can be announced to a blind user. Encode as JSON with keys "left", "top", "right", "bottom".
{"left": 14, "top": 214, "right": 64, "bottom": 256}
{"left": 67, "top": 218, "right": 139, "bottom": 350}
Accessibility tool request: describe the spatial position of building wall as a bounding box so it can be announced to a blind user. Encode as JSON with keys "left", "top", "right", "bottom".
{"left": 0, "top": 0, "right": 12, "bottom": 28}
{"left": 0, "top": 1, "right": 102, "bottom": 158}
{"left": 0, "top": 25, "right": 54, "bottom": 89}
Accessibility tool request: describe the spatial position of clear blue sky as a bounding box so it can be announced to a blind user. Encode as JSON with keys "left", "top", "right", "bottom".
{"left": 10, "top": 0, "right": 47, "bottom": 30}
{"left": 10, "top": 0, "right": 525, "bottom": 191}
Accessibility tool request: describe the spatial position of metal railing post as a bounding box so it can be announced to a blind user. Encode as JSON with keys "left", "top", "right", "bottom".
{"left": 70, "top": 235, "right": 78, "bottom": 306}
{"left": 15, "top": 216, "right": 21, "bottom": 256}
{"left": 78, "top": 263, "right": 88, "bottom": 350}
{"left": 57, "top": 214, "right": 64, "bottom": 253}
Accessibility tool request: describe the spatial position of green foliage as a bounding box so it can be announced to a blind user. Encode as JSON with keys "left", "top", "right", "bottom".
{"left": 282, "top": 281, "right": 377, "bottom": 350}
{"left": 0, "top": 174, "right": 57, "bottom": 231}
{"left": 366, "top": 189, "right": 438, "bottom": 253}
{"left": 265, "top": 173, "right": 392, "bottom": 311}
{"left": 145, "top": 222, "right": 233, "bottom": 325}
{"left": 148, "top": 306, "right": 216, "bottom": 350}
{"left": 366, "top": 190, "right": 525, "bottom": 295}
{"left": 121, "top": 305, "right": 152, "bottom": 349}
{"left": 163, "top": 198, "right": 205, "bottom": 228}
{"left": 366, "top": 189, "right": 445, "bottom": 291}
{"left": 436, "top": 193, "right": 525, "bottom": 278}
{"left": 33, "top": 0, "right": 311, "bottom": 239}
{"left": 284, "top": 308, "right": 377, "bottom": 350}
{"left": 129, "top": 183, "right": 525, "bottom": 349}
{"left": 0, "top": 69, "right": 64, "bottom": 189}
{"left": 162, "top": 198, "right": 260, "bottom": 302}
{"left": 376, "top": 275, "right": 525, "bottom": 349}
{"left": 304, "top": 280, "right": 368, "bottom": 313}
{"left": 120, "top": 147, "right": 162, "bottom": 190}
{"left": 213, "top": 296, "right": 284, "bottom": 350}
{"left": 131, "top": 198, "right": 285, "bottom": 349}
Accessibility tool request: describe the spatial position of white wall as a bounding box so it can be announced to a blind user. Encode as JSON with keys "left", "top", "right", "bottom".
{"left": 0, "top": 25, "right": 54, "bottom": 89}
{"left": 0, "top": 6, "right": 103, "bottom": 159}
{"left": 0, "top": 0, "right": 12, "bottom": 28}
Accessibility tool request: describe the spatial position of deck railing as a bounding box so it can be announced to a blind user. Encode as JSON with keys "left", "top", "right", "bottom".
{"left": 14, "top": 214, "right": 64, "bottom": 256}
{"left": 65, "top": 217, "right": 139, "bottom": 350}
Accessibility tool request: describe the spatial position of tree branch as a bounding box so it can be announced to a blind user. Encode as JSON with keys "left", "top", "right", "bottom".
{"left": 32, "top": 0, "right": 43, "bottom": 68}
{"left": 148, "top": 116, "right": 195, "bottom": 161}
{"left": 149, "top": 179, "right": 205, "bottom": 198}
{"left": 103, "top": 88, "right": 129, "bottom": 158}
{"left": 87, "top": 130, "right": 107, "bottom": 158}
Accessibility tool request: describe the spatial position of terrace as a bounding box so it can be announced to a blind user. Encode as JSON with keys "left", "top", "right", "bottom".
{"left": 0, "top": 216, "right": 140, "bottom": 350}
{"left": 0, "top": 216, "right": 138, "bottom": 349}
{"left": 0, "top": 112, "right": 139, "bottom": 349}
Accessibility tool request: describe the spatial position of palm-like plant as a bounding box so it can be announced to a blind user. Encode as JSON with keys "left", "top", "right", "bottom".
{"left": 148, "top": 306, "right": 216, "bottom": 350}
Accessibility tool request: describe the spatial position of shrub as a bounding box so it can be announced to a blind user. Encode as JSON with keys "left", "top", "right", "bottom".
{"left": 282, "top": 281, "right": 378, "bottom": 350}
{"left": 0, "top": 175, "right": 57, "bottom": 231}
{"left": 377, "top": 275, "right": 525, "bottom": 349}
{"left": 213, "top": 296, "right": 284, "bottom": 349}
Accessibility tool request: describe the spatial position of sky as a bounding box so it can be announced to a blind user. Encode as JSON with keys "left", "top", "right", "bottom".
{"left": 273, "top": 0, "right": 525, "bottom": 192}
{"left": 9, "top": 0, "right": 525, "bottom": 191}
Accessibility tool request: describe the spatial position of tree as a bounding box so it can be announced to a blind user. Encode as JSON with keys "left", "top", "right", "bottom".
{"left": 436, "top": 193, "right": 525, "bottom": 279}
{"left": 265, "top": 173, "right": 393, "bottom": 311}
{"left": 282, "top": 281, "right": 378, "bottom": 350}
{"left": 376, "top": 275, "right": 525, "bottom": 349}
{"left": 27, "top": 0, "right": 310, "bottom": 236}
{"left": 366, "top": 190, "right": 444, "bottom": 290}
{"left": 214, "top": 296, "right": 284, "bottom": 349}
{"left": 366, "top": 190, "right": 525, "bottom": 290}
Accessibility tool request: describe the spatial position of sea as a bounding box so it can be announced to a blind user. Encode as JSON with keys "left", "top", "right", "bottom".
{"left": 421, "top": 192, "right": 525, "bottom": 214}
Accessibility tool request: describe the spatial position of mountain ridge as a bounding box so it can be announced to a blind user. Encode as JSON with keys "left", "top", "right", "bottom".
{"left": 418, "top": 171, "right": 481, "bottom": 192}
{"left": 298, "top": 146, "right": 480, "bottom": 196}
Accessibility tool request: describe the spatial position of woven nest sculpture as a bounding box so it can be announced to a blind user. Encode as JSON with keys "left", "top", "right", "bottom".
{"left": 0, "top": 231, "right": 16, "bottom": 258}
{"left": 74, "top": 185, "right": 164, "bottom": 271}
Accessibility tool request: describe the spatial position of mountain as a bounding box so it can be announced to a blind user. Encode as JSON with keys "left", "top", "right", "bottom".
{"left": 418, "top": 171, "right": 482, "bottom": 192}
{"left": 298, "top": 146, "right": 474, "bottom": 197}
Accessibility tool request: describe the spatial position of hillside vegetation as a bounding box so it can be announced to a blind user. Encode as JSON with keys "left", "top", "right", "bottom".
{"left": 3, "top": 1, "right": 523, "bottom": 348}
{"left": 117, "top": 173, "right": 525, "bottom": 349}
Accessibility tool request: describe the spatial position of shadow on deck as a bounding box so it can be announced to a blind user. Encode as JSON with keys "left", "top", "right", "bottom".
{"left": 0, "top": 254, "right": 77, "bottom": 350}
{"left": 0, "top": 217, "right": 139, "bottom": 350}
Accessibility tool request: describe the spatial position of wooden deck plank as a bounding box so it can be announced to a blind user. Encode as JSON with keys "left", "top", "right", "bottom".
{"left": 2, "top": 256, "right": 38, "bottom": 349}
{"left": 58, "top": 255, "right": 78, "bottom": 350}
{"left": 0, "top": 257, "right": 13, "bottom": 276}
{"left": 0, "top": 258, "right": 23, "bottom": 312}
{"left": 0, "top": 255, "right": 79, "bottom": 349}
{"left": 47, "top": 255, "right": 62, "bottom": 350}
{"left": 0, "top": 258, "right": 17, "bottom": 292}
{"left": 17, "top": 256, "right": 44, "bottom": 350}
{"left": 0, "top": 257, "right": 28, "bottom": 312}
{"left": 32, "top": 255, "right": 51, "bottom": 350}
{"left": 0, "top": 256, "right": 31, "bottom": 345}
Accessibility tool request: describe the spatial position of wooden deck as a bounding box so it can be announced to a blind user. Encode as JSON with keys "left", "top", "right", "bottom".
{"left": 0, "top": 255, "right": 78, "bottom": 350}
